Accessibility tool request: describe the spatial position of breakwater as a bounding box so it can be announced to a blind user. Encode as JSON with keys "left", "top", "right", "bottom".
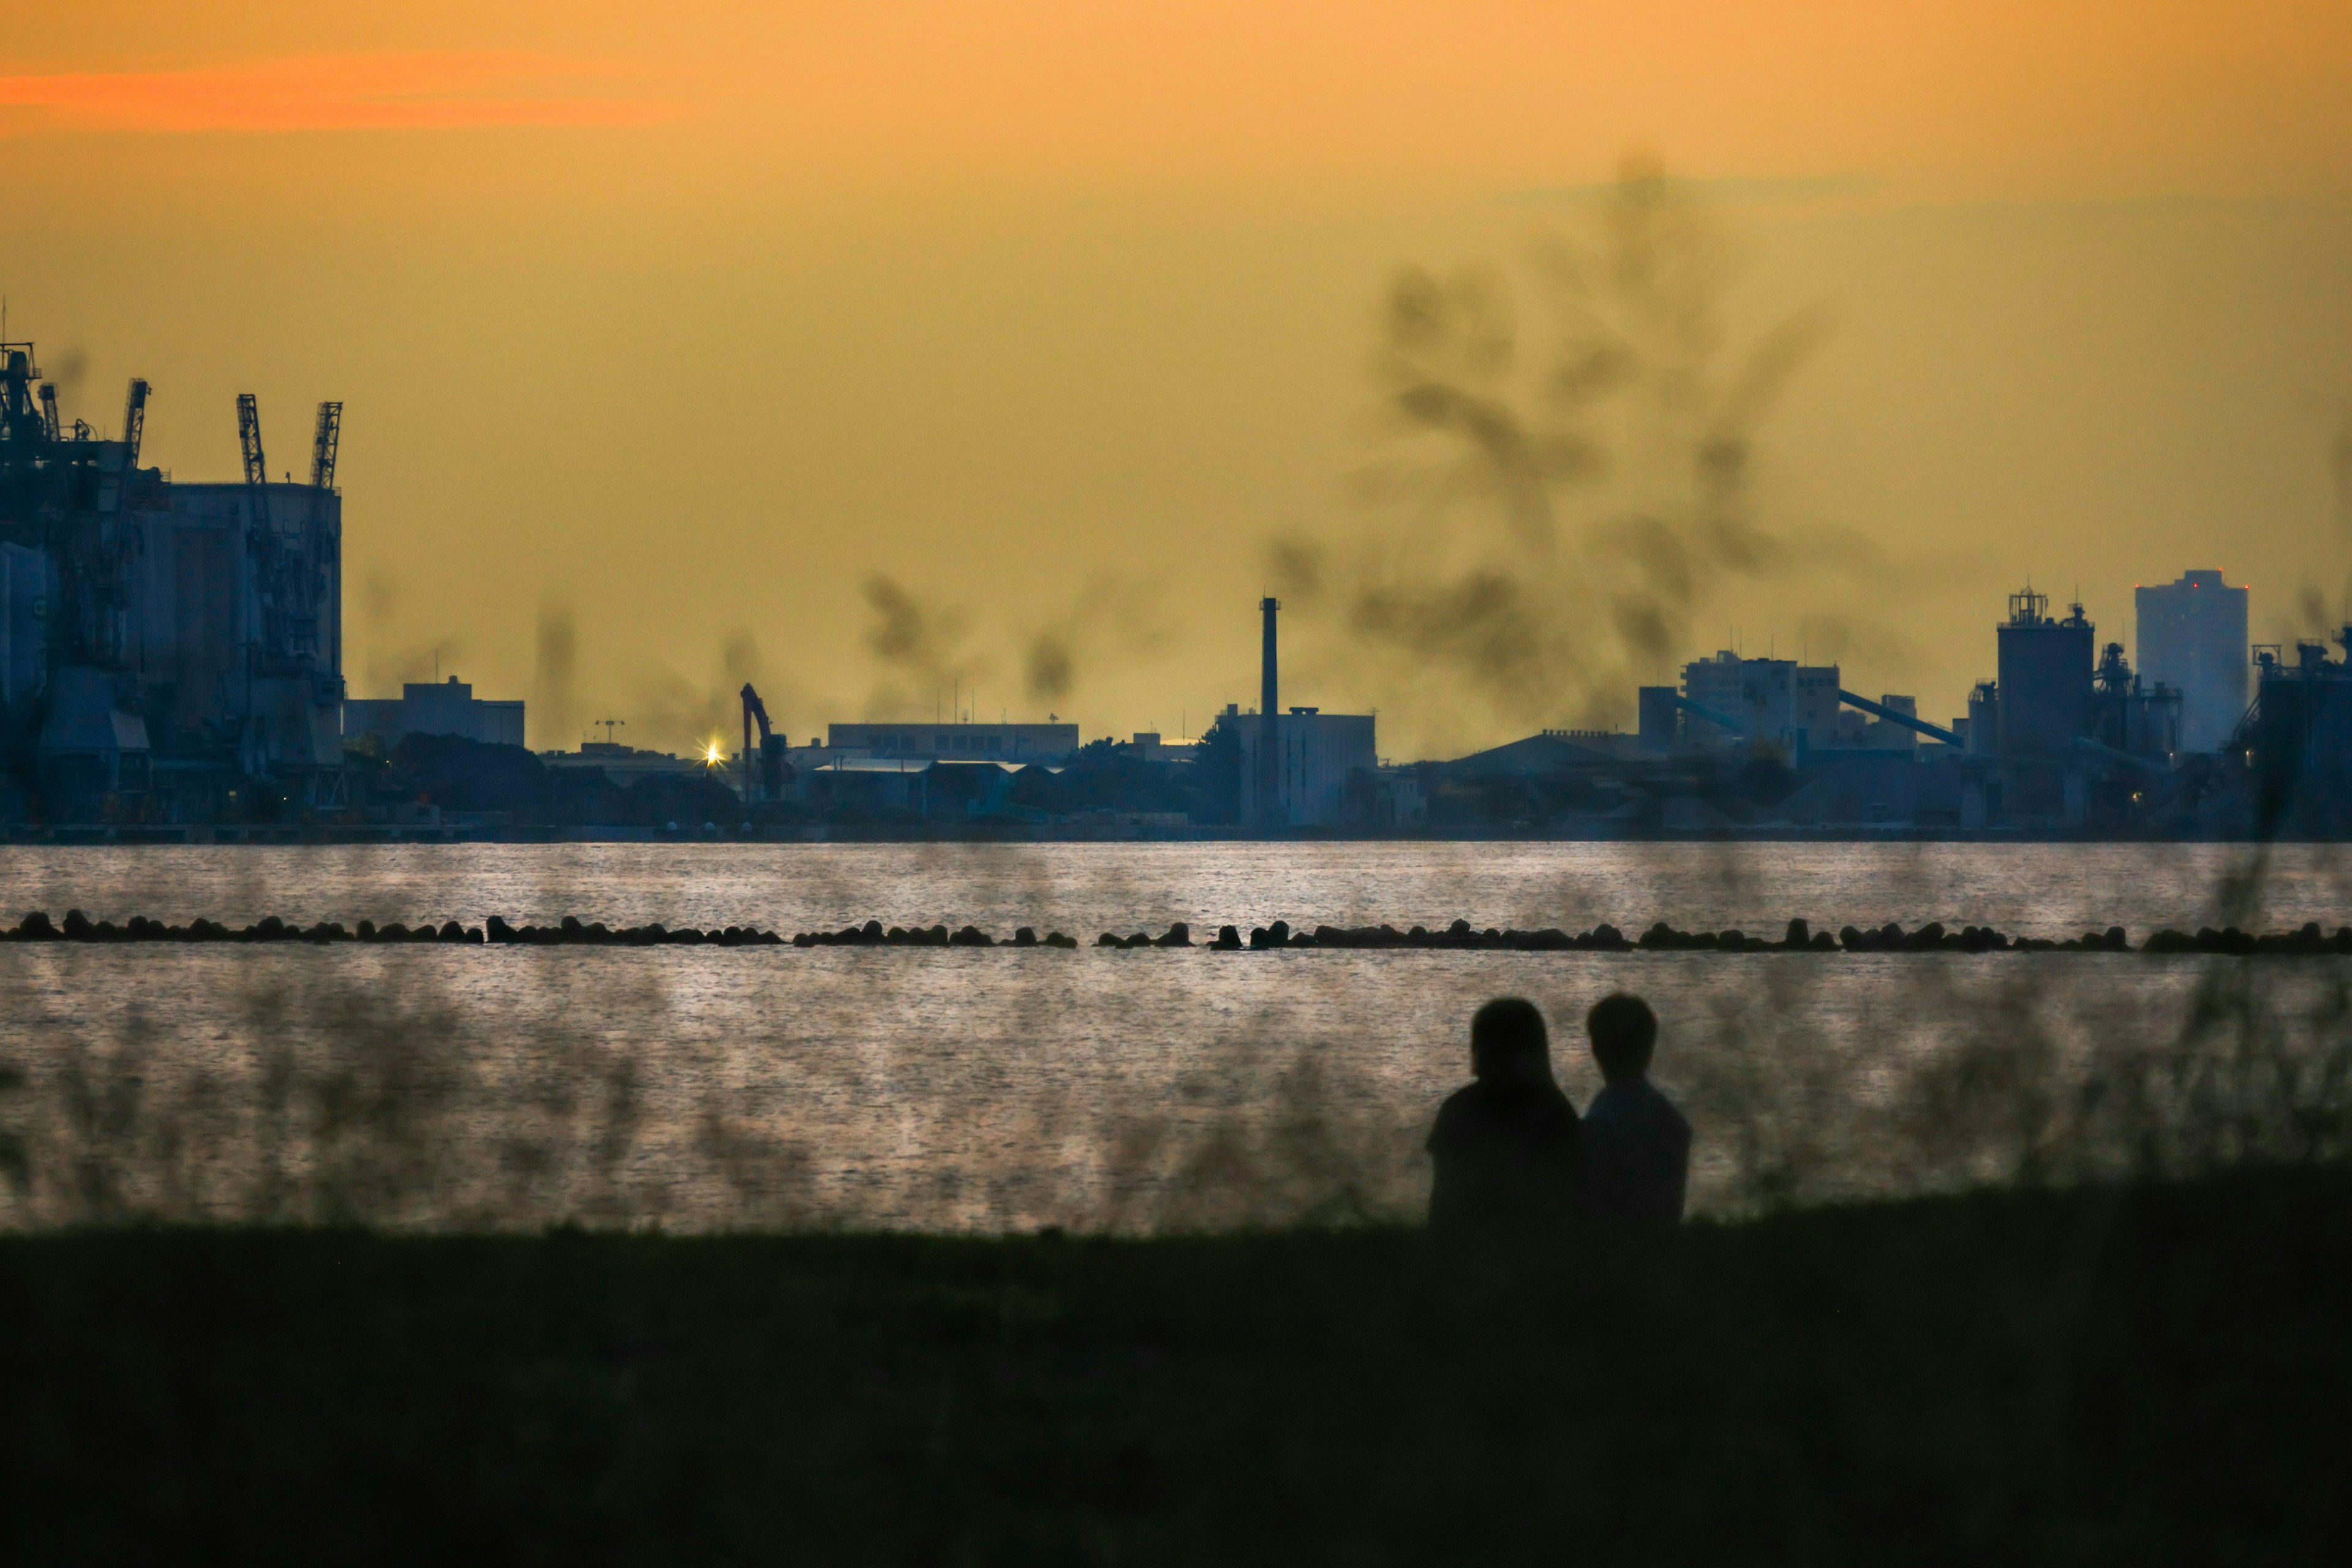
{"left": 6, "top": 910, "right": 2351, "bottom": 955}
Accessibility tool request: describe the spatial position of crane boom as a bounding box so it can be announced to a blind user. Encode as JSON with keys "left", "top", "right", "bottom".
{"left": 236, "top": 390, "right": 320, "bottom": 669}
{"left": 310, "top": 400, "right": 342, "bottom": 489}
{"left": 236, "top": 393, "right": 267, "bottom": 486}
{"left": 121, "top": 379, "right": 149, "bottom": 466}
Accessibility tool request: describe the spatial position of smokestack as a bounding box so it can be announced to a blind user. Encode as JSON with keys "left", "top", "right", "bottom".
{"left": 1261, "top": 597, "right": 1280, "bottom": 720}
{"left": 1259, "top": 597, "right": 1280, "bottom": 829}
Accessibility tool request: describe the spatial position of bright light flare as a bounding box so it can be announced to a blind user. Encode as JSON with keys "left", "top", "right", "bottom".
{"left": 703, "top": 740, "right": 726, "bottom": 766}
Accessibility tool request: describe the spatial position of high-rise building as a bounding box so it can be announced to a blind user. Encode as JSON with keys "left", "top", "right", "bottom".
{"left": 2135, "top": 569, "right": 2248, "bottom": 752}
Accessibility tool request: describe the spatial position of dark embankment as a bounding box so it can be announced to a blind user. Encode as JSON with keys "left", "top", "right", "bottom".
{"left": 3, "top": 1170, "right": 2345, "bottom": 1565}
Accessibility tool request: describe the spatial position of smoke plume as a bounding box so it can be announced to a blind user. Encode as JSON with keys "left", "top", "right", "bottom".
{"left": 356, "top": 568, "right": 465, "bottom": 697}
{"left": 1022, "top": 576, "right": 1170, "bottom": 707}
{"left": 628, "top": 630, "right": 783, "bottom": 754}
{"left": 532, "top": 600, "right": 580, "bottom": 751}
{"left": 45, "top": 342, "right": 88, "bottom": 405}
{"left": 861, "top": 576, "right": 992, "bottom": 720}
{"left": 1273, "top": 153, "right": 1880, "bottom": 755}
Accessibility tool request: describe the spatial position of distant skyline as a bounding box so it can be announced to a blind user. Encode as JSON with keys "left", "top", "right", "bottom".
{"left": 7, "top": 2, "right": 2350, "bottom": 755}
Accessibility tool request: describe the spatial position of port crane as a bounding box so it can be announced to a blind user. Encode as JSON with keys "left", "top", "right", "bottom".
{"left": 237, "top": 393, "right": 342, "bottom": 676}
{"left": 309, "top": 401, "right": 341, "bottom": 490}
{"left": 309, "top": 402, "right": 342, "bottom": 676}
{"left": 2, "top": 345, "right": 145, "bottom": 671}
{"left": 121, "top": 379, "right": 148, "bottom": 466}
{"left": 236, "top": 391, "right": 296, "bottom": 669}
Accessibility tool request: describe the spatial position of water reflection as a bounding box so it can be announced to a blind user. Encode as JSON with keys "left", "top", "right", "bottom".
{"left": 4, "top": 908, "right": 2346, "bottom": 1231}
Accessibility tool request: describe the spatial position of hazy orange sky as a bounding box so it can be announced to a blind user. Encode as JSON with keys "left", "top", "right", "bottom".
{"left": 7, "top": 2, "right": 2351, "bottom": 754}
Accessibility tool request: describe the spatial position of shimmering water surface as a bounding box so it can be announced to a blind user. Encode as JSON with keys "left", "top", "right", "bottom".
{"left": 3, "top": 842, "right": 2345, "bottom": 1232}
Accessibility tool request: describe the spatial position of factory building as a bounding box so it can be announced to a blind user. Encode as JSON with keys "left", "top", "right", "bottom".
{"left": 1966, "top": 682, "right": 2000, "bottom": 755}
{"left": 1237, "top": 706, "right": 1377, "bottom": 827}
{"left": 1961, "top": 586, "right": 2181, "bottom": 823}
{"left": 1660, "top": 652, "right": 1921, "bottom": 756}
{"left": 2, "top": 541, "right": 49, "bottom": 706}
{"left": 1635, "top": 686, "right": 1679, "bottom": 753}
{"left": 1995, "top": 589, "right": 2094, "bottom": 760}
{"left": 132, "top": 478, "right": 345, "bottom": 772}
{"left": 2248, "top": 631, "right": 2352, "bottom": 829}
{"left": 2091, "top": 643, "right": 2182, "bottom": 761}
{"left": 825, "top": 721, "right": 1079, "bottom": 764}
{"left": 2136, "top": 570, "right": 2248, "bottom": 752}
{"left": 1232, "top": 598, "right": 1378, "bottom": 827}
{"left": 345, "top": 677, "right": 526, "bottom": 750}
{"left": 1, "top": 338, "right": 345, "bottom": 820}
{"left": 1675, "top": 654, "right": 1824, "bottom": 750}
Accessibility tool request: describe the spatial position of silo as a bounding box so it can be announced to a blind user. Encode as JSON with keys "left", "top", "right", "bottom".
{"left": 1996, "top": 588, "right": 2094, "bottom": 759}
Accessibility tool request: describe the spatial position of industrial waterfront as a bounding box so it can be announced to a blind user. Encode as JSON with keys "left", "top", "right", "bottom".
{"left": 10, "top": 4, "right": 2352, "bottom": 1558}
{"left": 6, "top": 333, "right": 2347, "bottom": 842}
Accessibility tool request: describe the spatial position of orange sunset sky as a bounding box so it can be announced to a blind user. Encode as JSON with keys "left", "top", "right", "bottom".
{"left": 6, "top": 1, "right": 2351, "bottom": 755}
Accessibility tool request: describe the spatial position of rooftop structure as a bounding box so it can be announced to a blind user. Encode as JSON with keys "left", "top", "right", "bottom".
{"left": 825, "top": 721, "right": 1079, "bottom": 764}
{"left": 345, "top": 677, "right": 525, "bottom": 750}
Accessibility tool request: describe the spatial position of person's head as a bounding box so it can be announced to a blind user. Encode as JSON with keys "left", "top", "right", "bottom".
{"left": 1470, "top": 997, "right": 1551, "bottom": 1084}
{"left": 1586, "top": 993, "right": 1658, "bottom": 1084}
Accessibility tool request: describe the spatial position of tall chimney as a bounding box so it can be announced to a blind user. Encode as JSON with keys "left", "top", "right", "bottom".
{"left": 1259, "top": 597, "right": 1280, "bottom": 828}
{"left": 1261, "top": 597, "right": 1280, "bottom": 721}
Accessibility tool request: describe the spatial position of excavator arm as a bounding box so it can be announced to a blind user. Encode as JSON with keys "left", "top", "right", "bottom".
{"left": 738, "top": 684, "right": 777, "bottom": 808}
{"left": 741, "top": 683, "right": 774, "bottom": 744}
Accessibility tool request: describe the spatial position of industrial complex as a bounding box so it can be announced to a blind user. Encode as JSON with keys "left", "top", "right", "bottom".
{"left": 2, "top": 338, "right": 344, "bottom": 827}
{"left": 4, "top": 331, "right": 2348, "bottom": 839}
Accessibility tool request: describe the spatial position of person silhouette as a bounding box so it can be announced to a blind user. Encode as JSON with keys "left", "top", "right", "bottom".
{"left": 1578, "top": 993, "right": 1691, "bottom": 1224}
{"left": 1425, "top": 998, "right": 1580, "bottom": 1237}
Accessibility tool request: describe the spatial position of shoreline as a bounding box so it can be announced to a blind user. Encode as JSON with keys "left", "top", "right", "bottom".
{"left": 1, "top": 823, "right": 2339, "bottom": 846}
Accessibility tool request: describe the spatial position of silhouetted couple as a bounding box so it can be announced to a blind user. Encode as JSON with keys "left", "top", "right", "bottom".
{"left": 1426, "top": 993, "right": 1691, "bottom": 1236}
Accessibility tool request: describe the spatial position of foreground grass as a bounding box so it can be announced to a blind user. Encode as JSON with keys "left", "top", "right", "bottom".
{"left": 4, "top": 1172, "right": 2346, "bottom": 1566}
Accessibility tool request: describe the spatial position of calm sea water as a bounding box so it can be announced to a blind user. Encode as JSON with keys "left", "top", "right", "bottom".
{"left": 2, "top": 842, "right": 2345, "bottom": 1233}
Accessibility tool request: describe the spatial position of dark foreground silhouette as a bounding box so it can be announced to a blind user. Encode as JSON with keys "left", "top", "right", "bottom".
{"left": 2, "top": 1170, "right": 2345, "bottom": 1565}
{"left": 1426, "top": 997, "right": 1580, "bottom": 1236}
{"left": 1428, "top": 993, "right": 1694, "bottom": 1233}
{"left": 1578, "top": 993, "right": 1693, "bottom": 1224}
